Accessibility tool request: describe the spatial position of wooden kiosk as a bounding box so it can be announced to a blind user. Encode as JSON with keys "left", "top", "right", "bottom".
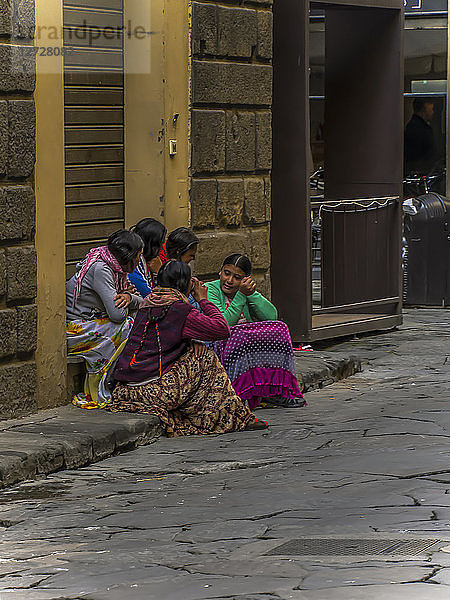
{"left": 271, "top": 0, "right": 404, "bottom": 342}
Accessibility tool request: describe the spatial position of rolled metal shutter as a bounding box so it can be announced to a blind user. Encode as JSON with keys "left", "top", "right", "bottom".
{"left": 63, "top": 0, "right": 125, "bottom": 279}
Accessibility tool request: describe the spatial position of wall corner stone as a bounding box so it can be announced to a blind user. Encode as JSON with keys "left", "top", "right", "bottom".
{"left": 0, "top": 185, "right": 35, "bottom": 242}
{"left": 249, "top": 226, "right": 271, "bottom": 270}
{"left": 6, "top": 245, "right": 37, "bottom": 303}
{"left": 244, "top": 177, "right": 268, "bottom": 225}
{"left": 0, "top": 100, "right": 8, "bottom": 176}
{"left": 257, "top": 10, "right": 273, "bottom": 60}
{"left": 225, "top": 111, "right": 256, "bottom": 172}
{"left": 0, "top": 361, "right": 37, "bottom": 419}
{"left": 0, "top": 250, "right": 6, "bottom": 297}
{"left": 16, "top": 304, "right": 37, "bottom": 354}
{"left": 7, "top": 100, "right": 36, "bottom": 178}
{"left": 191, "top": 178, "right": 218, "bottom": 229}
{"left": 217, "top": 178, "right": 244, "bottom": 228}
{"left": 192, "top": 109, "right": 226, "bottom": 173}
{"left": 0, "top": 309, "right": 17, "bottom": 359}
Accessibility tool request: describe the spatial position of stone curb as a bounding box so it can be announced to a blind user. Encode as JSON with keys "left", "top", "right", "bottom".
{"left": 0, "top": 407, "right": 161, "bottom": 489}
{"left": 294, "top": 350, "right": 362, "bottom": 392}
{"left": 0, "top": 352, "right": 361, "bottom": 489}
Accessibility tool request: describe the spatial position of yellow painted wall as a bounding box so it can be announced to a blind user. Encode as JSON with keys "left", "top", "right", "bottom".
{"left": 34, "top": 0, "right": 191, "bottom": 408}
{"left": 34, "top": 0, "right": 67, "bottom": 408}
{"left": 124, "top": 0, "right": 191, "bottom": 232}
{"left": 163, "top": 0, "right": 191, "bottom": 232}
{"left": 124, "top": 0, "right": 165, "bottom": 228}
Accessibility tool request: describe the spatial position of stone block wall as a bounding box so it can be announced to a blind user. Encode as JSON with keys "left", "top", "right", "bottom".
{"left": 0, "top": 0, "right": 37, "bottom": 419}
{"left": 190, "top": 0, "right": 273, "bottom": 293}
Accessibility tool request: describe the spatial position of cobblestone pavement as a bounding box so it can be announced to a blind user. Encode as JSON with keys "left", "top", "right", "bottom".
{"left": 0, "top": 309, "right": 449, "bottom": 600}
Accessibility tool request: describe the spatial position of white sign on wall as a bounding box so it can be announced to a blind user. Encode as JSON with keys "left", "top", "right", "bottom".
{"left": 404, "top": 0, "right": 447, "bottom": 13}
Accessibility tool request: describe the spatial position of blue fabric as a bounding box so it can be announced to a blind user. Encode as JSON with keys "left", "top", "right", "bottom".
{"left": 188, "top": 295, "right": 201, "bottom": 311}
{"left": 129, "top": 259, "right": 152, "bottom": 298}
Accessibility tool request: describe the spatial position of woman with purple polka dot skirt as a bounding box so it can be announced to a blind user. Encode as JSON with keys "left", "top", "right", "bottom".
{"left": 206, "top": 254, "right": 305, "bottom": 411}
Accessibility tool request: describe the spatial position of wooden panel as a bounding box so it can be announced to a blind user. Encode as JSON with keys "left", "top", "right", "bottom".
{"left": 312, "top": 313, "right": 385, "bottom": 327}
{"left": 308, "top": 314, "right": 402, "bottom": 342}
{"left": 65, "top": 183, "right": 124, "bottom": 203}
{"left": 271, "top": 0, "right": 312, "bottom": 340}
{"left": 64, "top": 70, "right": 123, "bottom": 87}
{"left": 64, "top": 88, "right": 123, "bottom": 106}
{"left": 65, "top": 146, "right": 123, "bottom": 164}
{"left": 63, "top": 8, "right": 123, "bottom": 29}
{"left": 66, "top": 219, "right": 123, "bottom": 242}
{"left": 322, "top": 203, "right": 399, "bottom": 306}
{"left": 65, "top": 165, "right": 123, "bottom": 184}
{"left": 64, "top": 108, "right": 123, "bottom": 125}
{"left": 64, "top": 49, "right": 123, "bottom": 69}
{"left": 66, "top": 202, "right": 124, "bottom": 223}
{"left": 65, "top": 126, "right": 123, "bottom": 144}
{"left": 66, "top": 240, "right": 108, "bottom": 262}
{"left": 313, "top": 296, "right": 400, "bottom": 314}
{"left": 64, "top": 0, "right": 123, "bottom": 10}
{"left": 63, "top": 28, "right": 123, "bottom": 50}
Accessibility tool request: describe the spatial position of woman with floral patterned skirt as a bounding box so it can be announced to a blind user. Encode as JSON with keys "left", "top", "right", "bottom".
{"left": 66, "top": 230, "right": 144, "bottom": 408}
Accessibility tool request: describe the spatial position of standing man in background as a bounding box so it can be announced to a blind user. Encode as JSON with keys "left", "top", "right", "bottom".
{"left": 404, "top": 99, "right": 436, "bottom": 175}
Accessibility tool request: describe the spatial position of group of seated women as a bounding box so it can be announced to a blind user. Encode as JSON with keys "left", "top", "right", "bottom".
{"left": 66, "top": 219, "right": 305, "bottom": 437}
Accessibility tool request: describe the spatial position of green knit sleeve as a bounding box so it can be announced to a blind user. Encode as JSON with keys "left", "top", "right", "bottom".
{"left": 246, "top": 291, "right": 278, "bottom": 322}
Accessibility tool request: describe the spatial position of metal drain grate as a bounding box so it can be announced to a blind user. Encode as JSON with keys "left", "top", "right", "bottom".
{"left": 266, "top": 538, "right": 444, "bottom": 557}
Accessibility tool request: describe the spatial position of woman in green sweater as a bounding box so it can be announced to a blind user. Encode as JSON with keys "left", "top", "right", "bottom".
{"left": 206, "top": 254, "right": 304, "bottom": 410}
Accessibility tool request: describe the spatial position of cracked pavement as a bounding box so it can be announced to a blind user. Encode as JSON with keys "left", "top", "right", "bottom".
{"left": 0, "top": 308, "right": 449, "bottom": 599}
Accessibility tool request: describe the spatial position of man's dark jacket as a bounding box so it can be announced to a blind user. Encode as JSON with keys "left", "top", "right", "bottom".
{"left": 404, "top": 114, "right": 436, "bottom": 175}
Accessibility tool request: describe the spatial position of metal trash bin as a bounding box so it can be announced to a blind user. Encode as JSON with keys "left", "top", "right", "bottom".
{"left": 403, "top": 192, "right": 450, "bottom": 306}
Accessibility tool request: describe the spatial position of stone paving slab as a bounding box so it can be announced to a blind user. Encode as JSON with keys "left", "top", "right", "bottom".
{"left": 0, "top": 309, "right": 448, "bottom": 598}
{"left": 0, "top": 352, "right": 360, "bottom": 490}
{"left": 277, "top": 583, "right": 450, "bottom": 599}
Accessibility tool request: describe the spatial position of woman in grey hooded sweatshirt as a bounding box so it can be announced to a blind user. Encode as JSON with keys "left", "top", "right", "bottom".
{"left": 66, "top": 230, "right": 143, "bottom": 408}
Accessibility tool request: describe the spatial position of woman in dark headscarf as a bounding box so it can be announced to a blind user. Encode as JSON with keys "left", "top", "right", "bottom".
{"left": 108, "top": 261, "right": 267, "bottom": 436}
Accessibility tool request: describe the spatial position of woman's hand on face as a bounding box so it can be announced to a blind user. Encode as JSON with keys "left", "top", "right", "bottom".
{"left": 192, "top": 341, "right": 207, "bottom": 358}
{"left": 114, "top": 292, "right": 132, "bottom": 309}
{"left": 191, "top": 277, "right": 208, "bottom": 302}
{"left": 239, "top": 277, "right": 257, "bottom": 297}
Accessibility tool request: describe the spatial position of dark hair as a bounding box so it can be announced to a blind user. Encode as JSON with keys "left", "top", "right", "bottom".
{"left": 166, "top": 227, "right": 199, "bottom": 260}
{"left": 157, "top": 260, "right": 192, "bottom": 296}
{"left": 413, "top": 99, "right": 433, "bottom": 113}
{"left": 130, "top": 218, "right": 167, "bottom": 262}
{"left": 107, "top": 229, "right": 144, "bottom": 269}
{"left": 222, "top": 254, "right": 252, "bottom": 276}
